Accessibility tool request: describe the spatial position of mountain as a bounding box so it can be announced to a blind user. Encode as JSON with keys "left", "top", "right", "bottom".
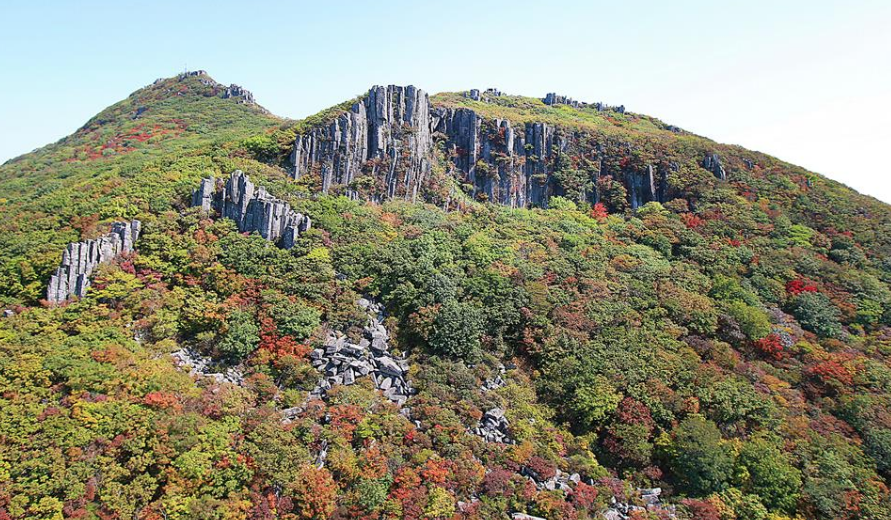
{"left": 2, "top": 72, "right": 891, "bottom": 520}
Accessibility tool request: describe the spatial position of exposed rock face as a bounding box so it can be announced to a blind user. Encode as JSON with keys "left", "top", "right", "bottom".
{"left": 222, "top": 84, "right": 256, "bottom": 105}
{"left": 46, "top": 220, "right": 141, "bottom": 303}
{"left": 192, "top": 170, "right": 311, "bottom": 249}
{"left": 543, "top": 92, "right": 626, "bottom": 114}
{"left": 431, "top": 108, "right": 562, "bottom": 207}
{"left": 290, "top": 85, "right": 674, "bottom": 209}
{"left": 603, "top": 487, "right": 674, "bottom": 519}
{"left": 703, "top": 152, "right": 727, "bottom": 180}
{"left": 291, "top": 85, "right": 433, "bottom": 201}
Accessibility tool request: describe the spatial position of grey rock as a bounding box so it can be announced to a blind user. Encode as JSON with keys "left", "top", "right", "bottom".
{"left": 192, "top": 170, "right": 310, "bottom": 250}
{"left": 376, "top": 356, "right": 404, "bottom": 377}
{"left": 221, "top": 84, "right": 257, "bottom": 105}
{"left": 46, "top": 220, "right": 142, "bottom": 304}
{"left": 703, "top": 152, "right": 727, "bottom": 180}
{"left": 291, "top": 85, "right": 433, "bottom": 202}
{"left": 511, "top": 513, "right": 546, "bottom": 520}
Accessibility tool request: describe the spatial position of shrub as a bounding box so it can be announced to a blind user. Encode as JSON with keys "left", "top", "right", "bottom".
{"left": 789, "top": 292, "right": 841, "bottom": 338}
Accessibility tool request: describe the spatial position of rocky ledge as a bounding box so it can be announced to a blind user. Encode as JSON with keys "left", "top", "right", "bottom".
{"left": 46, "top": 220, "right": 141, "bottom": 304}
{"left": 192, "top": 170, "right": 311, "bottom": 249}
{"left": 171, "top": 348, "right": 245, "bottom": 385}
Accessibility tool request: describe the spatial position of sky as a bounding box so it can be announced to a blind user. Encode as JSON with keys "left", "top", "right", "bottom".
{"left": 1, "top": 0, "right": 889, "bottom": 201}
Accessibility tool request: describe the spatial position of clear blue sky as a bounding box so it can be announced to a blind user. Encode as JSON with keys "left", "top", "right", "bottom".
{"left": 1, "top": 0, "right": 889, "bottom": 201}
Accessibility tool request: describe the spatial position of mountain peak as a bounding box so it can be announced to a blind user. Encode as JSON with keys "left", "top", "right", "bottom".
{"left": 140, "top": 70, "right": 265, "bottom": 111}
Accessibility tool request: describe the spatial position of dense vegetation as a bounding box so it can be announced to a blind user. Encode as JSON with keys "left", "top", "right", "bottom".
{"left": 2, "top": 73, "right": 891, "bottom": 520}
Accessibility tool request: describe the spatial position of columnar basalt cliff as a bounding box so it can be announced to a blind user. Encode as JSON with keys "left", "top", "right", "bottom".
{"left": 431, "top": 108, "right": 563, "bottom": 207}
{"left": 290, "top": 85, "right": 723, "bottom": 209}
{"left": 291, "top": 85, "right": 433, "bottom": 201}
{"left": 46, "top": 221, "right": 141, "bottom": 303}
{"left": 193, "top": 170, "right": 311, "bottom": 249}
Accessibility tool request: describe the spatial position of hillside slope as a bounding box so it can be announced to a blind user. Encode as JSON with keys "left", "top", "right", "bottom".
{"left": 2, "top": 74, "right": 891, "bottom": 520}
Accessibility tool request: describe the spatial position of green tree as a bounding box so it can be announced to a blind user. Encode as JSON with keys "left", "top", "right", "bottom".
{"left": 789, "top": 292, "right": 841, "bottom": 338}
{"left": 737, "top": 437, "right": 802, "bottom": 514}
{"left": 218, "top": 309, "right": 260, "bottom": 362}
{"left": 429, "top": 299, "right": 484, "bottom": 362}
{"left": 670, "top": 415, "right": 734, "bottom": 495}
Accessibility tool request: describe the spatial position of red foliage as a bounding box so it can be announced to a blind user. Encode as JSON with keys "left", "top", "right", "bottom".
{"left": 570, "top": 481, "right": 599, "bottom": 510}
{"left": 754, "top": 333, "right": 785, "bottom": 361}
{"left": 257, "top": 317, "right": 310, "bottom": 360}
{"left": 328, "top": 404, "right": 364, "bottom": 441}
{"left": 289, "top": 466, "right": 337, "bottom": 520}
{"left": 809, "top": 358, "right": 855, "bottom": 387}
{"left": 420, "top": 458, "right": 450, "bottom": 485}
{"left": 590, "top": 202, "right": 609, "bottom": 221}
{"left": 680, "top": 498, "right": 721, "bottom": 520}
{"left": 525, "top": 455, "right": 557, "bottom": 481}
{"left": 482, "top": 467, "right": 515, "bottom": 497}
{"left": 615, "top": 397, "right": 654, "bottom": 428}
{"left": 142, "top": 391, "right": 180, "bottom": 410}
{"left": 786, "top": 279, "right": 818, "bottom": 296}
{"left": 681, "top": 212, "right": 704, "bottom": 229}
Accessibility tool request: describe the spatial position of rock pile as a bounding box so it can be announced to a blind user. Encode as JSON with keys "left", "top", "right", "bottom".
{"left": 473, "top": 408, "right": 513, "bottom": 444}
{"left": 171, "top": 348, "right": 244, "bottom": 385}
{"left": 192, "top": 170, "right": 311, "bottom": 249}
{"left": 520, "top": 467, "right": 581, "bottom": 492}
{"left": 481, "top": 363, "right": 507, "bottom": 391}
{"left": 511, "top": 514, "right": 545, "bottom": 520}
{"left": 703, "top": 152, "right": 727, "bottom": 180}
{"left": 46, "top": 220, "right": 141, "bottom": 304}
{"left": 309, "top": 298, "right": 414, "bottom": 405}
{"left": 603, "top": 487, "right": 674, "bottom": 520}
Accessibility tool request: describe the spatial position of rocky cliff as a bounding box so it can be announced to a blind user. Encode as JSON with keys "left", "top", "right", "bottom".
{"left": 46, "top": 220, "right": 141, "bottom": 303}
{"left": 291, "top": 85, "right": 433, "bottom": 201}
{"left": 290, "top": 85, "right": 726, "bottom": 209}
{"left": 193, "top": 170, "right": 311, "bottom": 249}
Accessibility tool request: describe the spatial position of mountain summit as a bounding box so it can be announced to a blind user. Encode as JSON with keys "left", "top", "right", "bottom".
{"left": 1, "top": 73, "right": 891, "bottom": 520}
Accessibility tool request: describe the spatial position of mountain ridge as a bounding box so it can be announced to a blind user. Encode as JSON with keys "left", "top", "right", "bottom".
{"left": 3, "top": 71, "right": 891, "bottom": 520}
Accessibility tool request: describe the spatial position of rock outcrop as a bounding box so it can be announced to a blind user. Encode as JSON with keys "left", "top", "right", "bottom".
{"left": 171, "top": 348, "right": 245, "bottom": 385}
{"left": 290, "top": 85, "right": 676, "bottom": 209}
{"left": 192, "top": 170, "right": 311, "bottom": 249}
{"left": 46, "top": 220, "right": 141, "bottom": 303}
{"left": 703, "top": 152, "right": 727, "bottom": 180}
{"left": 291, "top": 85, "right": 433, "bottom": 201}
{"left": 222, "top": 84, "right": 256, "bottom": 105}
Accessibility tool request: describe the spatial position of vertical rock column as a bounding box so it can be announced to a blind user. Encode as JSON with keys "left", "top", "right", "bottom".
{"left": 46, "top": 220, "right": 142, "bottom": 304}
{"left": 291, "top": 85, "right": 434, "bottom": 201}
{"left": 192, "top": 170, "right": 311, "bottom": 249}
